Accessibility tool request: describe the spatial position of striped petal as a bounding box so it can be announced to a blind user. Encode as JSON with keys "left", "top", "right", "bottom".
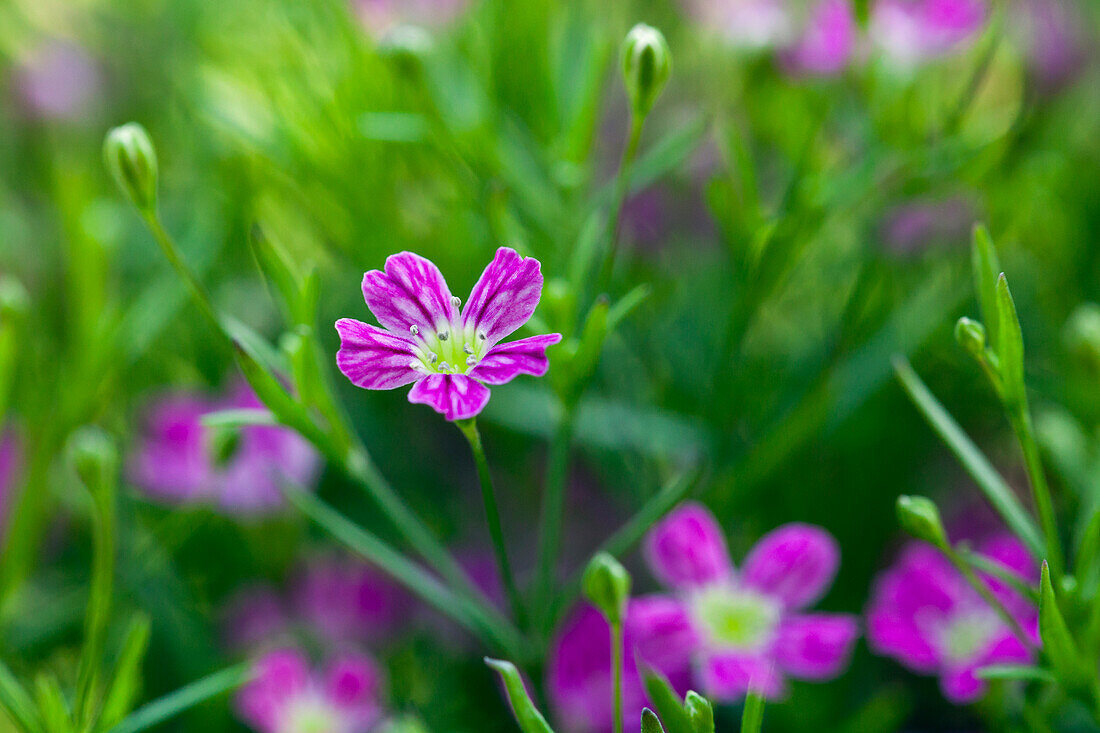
{"left": 336, "top": 318, "right": 422, "bottom": 390}
{"left": 407, "top": 374, "right": 490, "bottom": 421}
{"left": 361, "top": 252, "right": 458, "bottom": 335}
{"left": 462, "top": 247, "right": 544, "bottom": 346}
{"left": 469, "top": 334, "right": 562, "bottom": 385}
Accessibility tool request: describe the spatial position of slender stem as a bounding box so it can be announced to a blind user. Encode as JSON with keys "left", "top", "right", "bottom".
{"left": 456, "top": 418, "right": 526, "bottom": 629}
{"left": 1009, "top": 408, "right": 1065, "bottom": 585}
{"left": 958, "top": 546, "right": 1039, "bottom": 604}
{"left": 533, "top": 400, "right": 578, "bottom": 634}
{"left": 595, "top": 114, "right": 644, "bottom": 296}
{"left": 75, "top": 478, "right": 116, "bottom": 727}
{"left": 612, "top": 621, "right": 624, "bottom": 733}
{"left": 943, "top": 544, "right": 1037, "bottom": 652}
{"left": 140, "top": 212, "right": 222, "bottom": 337}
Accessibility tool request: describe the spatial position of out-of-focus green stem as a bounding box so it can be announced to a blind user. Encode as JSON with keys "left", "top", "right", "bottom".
{"left": 140, "top": 212, "right": 222, "bottom": 338}
{"left": 455, "top": 418, "right": 526, "bottom": 628}
{"left": 595, "top": 114, "right": 644, "bottom": 296}
{"left": 533, "top": 399, "right": 577, "bottom": 635}
{"left": 942, "top": 544, "right": 1036, "bottom": 653}
{"left": 612, "top": 621, "right": 624, "bottom": 733}
{"left": 1008, "top": 408, "right": 1065, "bottom": 586}
{"left": 76, "top": 470, "right": 116, "bottom": 728}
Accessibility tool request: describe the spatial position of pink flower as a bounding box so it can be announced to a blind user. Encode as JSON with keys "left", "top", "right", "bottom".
{"left": 336, "top": 248, "right": 561, "bottom": 422}
{"left": 128, "top": 381, "right": 320, "bottom": 516}
{"left": 14, "top": 41, "right": 102, "bottom": 122}
{"left": 549, "top": 599, "right": 698, "bottom": 733}
{"left": 291, "top": 554, "right": 411, "bottom": 645}
{"left": 642, "top": 502, "right": 859, "bottom": 700}
{"left": 353, "top": 0, "right": 468, "bottom": 36}
{"left": 866, "top": 535, "right": 1039, "bottom": 703}
{"left": 782, "top": 0, "right": 859, "bottom": 75}
{"left": 869, "top": 0, "right": 987, "bottom": 66}
{"left": 236, "top": 648, "right": 383, "bottom": 733}
{"left": 0, "top": 428, "right": 22, "bottom": 538}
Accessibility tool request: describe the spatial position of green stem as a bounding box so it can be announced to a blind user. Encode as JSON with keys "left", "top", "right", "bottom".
{"left": 456, "top": 418, "right": 526, "bottom": 629}
{"left": 140, "top": 212, "right": 222, "bottom": 337}
{"left": 533, "top": 400, "right": 578, "bottom": 634}
{"left": 612, "top": 621, "right": 624, "bottom": 733}
{"left": 943, "top": 544, "right": 1037, "bottom": 653}
{"left": 1009, "top": 408, "right": 1064, "bottom": 585}
{"left": 76, "top": 476, "right": 116, "bottom": 728}
{"left": 595, "top": 114, "right": 644, "bottom": 297}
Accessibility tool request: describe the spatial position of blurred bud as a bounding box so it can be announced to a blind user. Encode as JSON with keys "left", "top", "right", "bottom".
{"left": 955, "top": 317, "right": 987, "bottom": 361}
{"left": 68, "top": 426, "right": 118, "bottom": 496}
{"left": 641, "top": 708, "right": 667, "bottom": 733}
{"left": 1065, "top": 303, "right": 1100, "bottom": 374}
{"left": 582, "top": 551, "right": 631, "bottom": 625}
{"left": 685, "top": 691, "right": 715, "bottom": 733}
{"left": 0, "top": 276, "right": 30, "bottom": 322}
{"left": 896, "top": 495, "right": 947, "bottom": 548}
{"left": 377, "top": 25, "right": 434, "bottom": 67}
{"left": 104, "top": 122, "right": 158, "bottom": 212}
{"left": 621, "top": 24, "right": 671, "bottom": 119}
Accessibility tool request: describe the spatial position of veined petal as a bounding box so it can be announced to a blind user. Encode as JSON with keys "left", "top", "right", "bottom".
{"left": 469, "top": 333, "right": 562, "bottom": 385}
{"left": 336, "top": 318, "right": 422, "bottom": 391}
{"left": 462, "top": 247, "right": 544, "bottom": 345}
{"left": 644, "top": 502, "right": 734, "bottom": 590}
{"left": 407, "top": 374, "right": 490, "bottom": 421}
{"left": 742, "top": 523, "right": 840, "bottom": 609}
{"left": 361, "top": 252, "right": 458, "bottom": 335}
{"left": 626, "top": 595, "right": 701, "bottom": 675}
{"left": 773, "top": 613, "right": 859, "bottom": 679}
{"left": 699, "top": 652, "right": 786, "bottom": 701}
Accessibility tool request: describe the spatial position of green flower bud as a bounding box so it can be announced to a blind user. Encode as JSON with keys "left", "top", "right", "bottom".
{"left": 582, "top": 551, "right": 631, "bottom": 625}
{"left": 641, "top": 708, "right": 666, "bottom": 733}
{"left": 104, "top": 122, "right": 158, "bottom": 212}
{"left": 954, "top": 317, "right": 987, "bottom": 361}
{"left": 685, "top": 691, "right": 715, "bottom": 733}
{"left": 68, "top": 426, "right": 119, "bottom": 497}
{"left": 1065, "top": 303, "right": 1100, "bottom": 374}
{"left": 377, "top": 25, "right": 434, "bottom": 68}
{"left": 896, "top": 495, "right": 948, "bottom": 548}
{"left": 621, "top": 24, "right": 671, "bottom": 119}
{"left": 0, "top": 275, "right": 29, "bottom": 322}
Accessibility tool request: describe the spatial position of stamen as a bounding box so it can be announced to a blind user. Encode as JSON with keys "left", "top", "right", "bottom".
{"left": 428, "top": 353, "right": 438, "bottom": 364}
{"left": 451, "top": 296, "right": 461, "bottom": 308}
{"left": 466, "top": 356, "right": 478, "bottom": 366}
{"left": 409, "top": 325, "right": 419, "bottom": 336}
{"left": 438, "top": 331, "right": 449, "bottom": 341}
{"left": 478, "top": 332, "right": 487, "bottom": 341}
{"left": 438, "top": 361, "right": 450, "bottom": 372}
{"left": 463, "top": 343, "right": 473, "bottom": 355}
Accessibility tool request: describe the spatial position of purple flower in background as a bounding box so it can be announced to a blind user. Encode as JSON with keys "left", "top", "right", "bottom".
{"left": 292, "top": 554, "right": 410, "bottom": 645}
{"left": 14, "top": 41, "right": 102, "bottom": 122}
{"left": 880, "top": 194, "right": 976, "bottom": 256}
{"left": 869, "top": 0, "right": 988, "bottom": 66}
{"left": 685, "top": 0, "right": 794, "bottom": 49}
{"left": 782, "top": 0, "right": 858, "bottom": 75}
{"left": 642, "top": 502, "right": 859, "bottom": 700}
{"left": 129, "top": 381, "right": 320, "bottom": 516}
{"left": 1014, "top": 0, "right": 1088, "bottom": 92}
{"left": 222, "top": 585, "right": 294, "bottom": 652}
{"left": 866, "top": 535, "right": 1038, "bottom": 703}
{"left": 550, "top": 599, "right": 698, "bottom": 733}
{"left": 0, "top": 428, "right": 22, "bottom": 537}
{"left": 353, "top": 0, "right": 467, "bottom": 36}
{"left": 236, "top": 648, "right": 383, "bottom": 733}
{"left": 336, "top": 248, "right": 561, "bottom": 422}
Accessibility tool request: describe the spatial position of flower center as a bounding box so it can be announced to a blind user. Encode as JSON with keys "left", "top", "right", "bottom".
{"left": 407, "top": 298, "right": 488, "bottom": 375}
{"left": 690, "top": 585, "right": 781, "bottom": 652}
{"left": 937, "top": 608, "right": 1000, "bottom": 665}
{"left": 278, "top": 696, "right": 344, "bottom": 733}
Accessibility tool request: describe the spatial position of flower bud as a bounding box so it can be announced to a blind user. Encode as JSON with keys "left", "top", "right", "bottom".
{"left": 896, "top": 495, "right": 947, "bottom": 548}
{"left": 1065, "top": 303, "right": 1100, "bottom": 374}
{"left": 104, "top": 122, "right": 158, "bottom": 212}
{"left": 582, "top": 551, "right": 631, "bottom": 625}
{"left": 641, "top": 709, "right": 666, "bottom": 733}
{"left": 954, "top": 317, "right": 987, "bottom": 361}
{"left": 0, "top": 276, "right": 29, "bottom": 322}
{"left": 68, "top": 426, "right": 118, "bottom": 497}
{"left": 685, "top": 691, "right": 715, "bottom": 733}
{"left": 621, "top": 24, "right": 671, "bottom": 119}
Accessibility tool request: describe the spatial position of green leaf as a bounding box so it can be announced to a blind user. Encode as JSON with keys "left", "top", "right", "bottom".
{"left": 483, "top": 659, "right": 554, "bottom": 733}
{"left": 740, "top": 692, "right": 766, "bottom": 733}
{"left": 33, "top": 673, "right": 71, "bottom": 733}
{"left": 248, "top": 225, "right": 301, "bottom": 320}
{"left": 97, "top": 614, "right": 153, "bottom": 731}
{"left": 106, "top": 664, "right": 251, "bottom": 733}
{"left": 684, "top": 691, "right": 714, "bottom": 733}
{"left": 995, "top": 274, "right": 1027, "bottom": 408}
{"left": 974, "top": 665, "right": 1055, "bottom": 683}
{"left": 1038, "top": 561, "right": 1090, "bottom": 695}
{"left": 641, "top": 708, "right": 667, "bottom": 733}
{"left": 892, "top": 356, "right": 1044, "bottom": 558}
{"left": 641, "top": 667, "right": 693, "bottom": 733}
{"left": 971, "top": 224, "right": 1001, "bottom": 350}
{"left": 0, "top": 658, "right": 45, "bottom": 733}
{"left": 607, "top": 284, "right": 651, "bottom": 332}
{"left": 199, "top": 409, "right": 278, "bottom": 429}
{"left": 223, "top": 317, "right": 290, "bottom": 378}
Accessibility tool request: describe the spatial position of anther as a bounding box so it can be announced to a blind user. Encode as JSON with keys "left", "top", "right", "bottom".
{"left": 478, "top": 332, "right": 487, "bottom": 340}
{"left": 409, "top": 325, "right": 419, "bottom": 335}
{"left": 428, "top": 353, "right": 438, "bottom": 364}
{"left": 463, "top": 343, "right": 473, "bottom": 355}
{"left": 438, "top": 331, "right": 449, "bottom": 341}
{"left": 438, "top": 362, "right": 450, "bottom": 372}
{"left": 451, "top": 296, "right": 461, "bottom": 308}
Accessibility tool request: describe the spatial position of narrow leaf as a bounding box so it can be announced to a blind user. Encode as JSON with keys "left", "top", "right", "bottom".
{"left": 199, "top": 409, "right": 278, "bottom": 429}
{"left": 971, "top": 224, "right": 1001, "bottom": 349}
{"left": 33, "top": 674, "right": 70, "bottom": 733}
{"left": 106, "top": 664, "right": 251, "bottom": 733}
{"left": 1038, "top": 561, "right": 1089, "bottom": 694}
{"left": 740, "top": 692, "right": 766, "bottom": 733}
{"left": 484, "top": 659, "right": 554, "bottom": 733}
{"left": 974, "top": 665, "right": 1055, "bottom": 683}
{"left": 892, "top": 356, "right": 1044, "bottom": 558}
{"left": 642, "top": 708, "right": 667, "bottom": 733}
{"left": 641, "top": 667, "right": 693, "bottom": 733}
{"left": 995, "top": 274, "right": 1027, "bottom": 408}
{"left": 98, "top": 613, "right": 153, "bottom": 731}
{"left": 0, "top": 660, "right": 44, "bottom": 733}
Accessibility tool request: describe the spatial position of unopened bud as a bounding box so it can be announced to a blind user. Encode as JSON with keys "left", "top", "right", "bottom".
{"left": 955, "top": 317, "right": 987, "bottom": 361}
{"left": 582, "top": 551, "right": 631, "bottom": 625}
{"left": 896, "top": 495, "right": 947, "bottom": 548}
{"left": 621, "top": 24, "right": 671, "bottom": 119}
{"left": 685, "top": 691, "right": 714, "bottom": 733}
{"left": 104, "top": 122, "right": 158, "bottom": 212}
{"left": 641, "top": 709, "right": 666, "bottom": 733}
{"left": 0, "top": 276, "right": 29, "bottom": 322}
{"left": 1065, "top": 303, "right": 1100, "bottom": 374}
{"left": 68, "top": 426, "right": 118, "bottom": 497}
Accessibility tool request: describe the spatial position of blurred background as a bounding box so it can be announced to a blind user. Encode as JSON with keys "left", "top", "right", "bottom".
{"left": 1, "top": 0, "right": 1099, "bottom": 730}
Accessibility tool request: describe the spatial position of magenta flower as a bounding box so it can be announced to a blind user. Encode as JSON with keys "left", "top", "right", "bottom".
{"left": 869, "top": 0, "right": 987, "bottom": 66}
{"left": 781, "top": 0, "right": 858, "bottom": 75}
{"left": 550, "top": 599, "right": 698, "bottom": 733}
{"left": 291, "top": 553, "right": 410, "bottom": 646}
{"left": 642, "top": 502, "right": 859, "bottom": 700}
{"left": 866, "top": 536, "right": 1039, "bottom": 703}
{"left": 236, "top": 648, "right": 383, "bottom": 733}
{"left": 128, "top": 381, "right": 320, "bottom": 516}
{"left": 336, "top": 248, "right": 561, "bottom": 422}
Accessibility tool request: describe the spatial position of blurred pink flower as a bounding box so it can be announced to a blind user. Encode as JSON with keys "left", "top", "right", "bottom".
{"left": 642, "top": 503, "right": 858, "bottom": 700}
{"left": 236, "top": 648, "right": 383, "bottom": 733}
{"left": 336, "top": 248, "right": 560, "bottom": 422}
{"left": 869, "top": 0, "right": 987, "bottom": 66}
{"left": 292, "top": 553, "right": 411, "bottom": 645}
{"left": 782, "top": 0, "right": 859, "bottom": 75}
{"left": 866, "top": 535, "right": 1039, "bottom": 703}
{"left": 0, "top": 428, "right": 22, "bottom": 537}
{"left": 222, "top": 585, "right": 294, "bottom": 652}
{"left": 880, "top": 194, "right": 976, "bottom": 256}
{"left": 128, "top": 381, "right": 320, "bottom": 516}
{"left": 353, "top": 0, "right": 468, "bottom": 36}
{"left": 15, "top": 41, "right": 102, "bottom": 122}
{"left": 1014, "top": 0, "right": 1088, "bottom": 92}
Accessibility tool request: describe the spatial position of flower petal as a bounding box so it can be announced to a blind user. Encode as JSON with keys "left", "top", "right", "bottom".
{"left": 336, "top": 318, "right": 422, "bottom": 390}
{"left": 699, "top": 652, "right": 786, "bottom": 701}
{"left": 626, "top": 595, "right": 701, "bottom": 675}
{"left": 773, "top": 613, "right": 859, "bottom": 680}
{"left": 469, "top": 333, "right": 562, "bottom": 385}
{"left": 361, "top": 252, "right": 458, "bottom": 335}
{"left": 407, "top": 374, "right": 490, "bottom": 421}
{"left": 235, "top": 648, "right": 311, "bottom": 732}
{"left": 462, "top": 247, "right": 544, "bottom": 345}
{"left": 742, "top": 523, "right": 840, "bottom": 608}
{"left": 939, "top": 664, "right": 986, "bottom": 704}
{"left": 644, "top": 502, "right": 734, "bottom": 590}
{"left": 324, "top": 653, "right": 383, "bottom": 728}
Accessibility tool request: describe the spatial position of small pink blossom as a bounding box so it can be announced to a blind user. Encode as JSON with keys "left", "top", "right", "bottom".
{"left": 0, "top": 428, "right": 22, "bottom": 538}
{"left": 128, "top": 381, "right": 320, "bottom": 516}
{"left": 866, "top": 535, "right": 1039, "bottom": 703}
{"left": 336, "top": 248, "right": 561, "bottom": 422}
{"left": 236, "top": 648, "right": 383, "bottom": 733}
{"left": 14, "top": 41, "right": 102, "bottom": 122}
{"left": 353, "top": 0, "right": 468, "bottom": 37}
{"left": 869, "top": 0, "right": 987, "bottom": 66}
